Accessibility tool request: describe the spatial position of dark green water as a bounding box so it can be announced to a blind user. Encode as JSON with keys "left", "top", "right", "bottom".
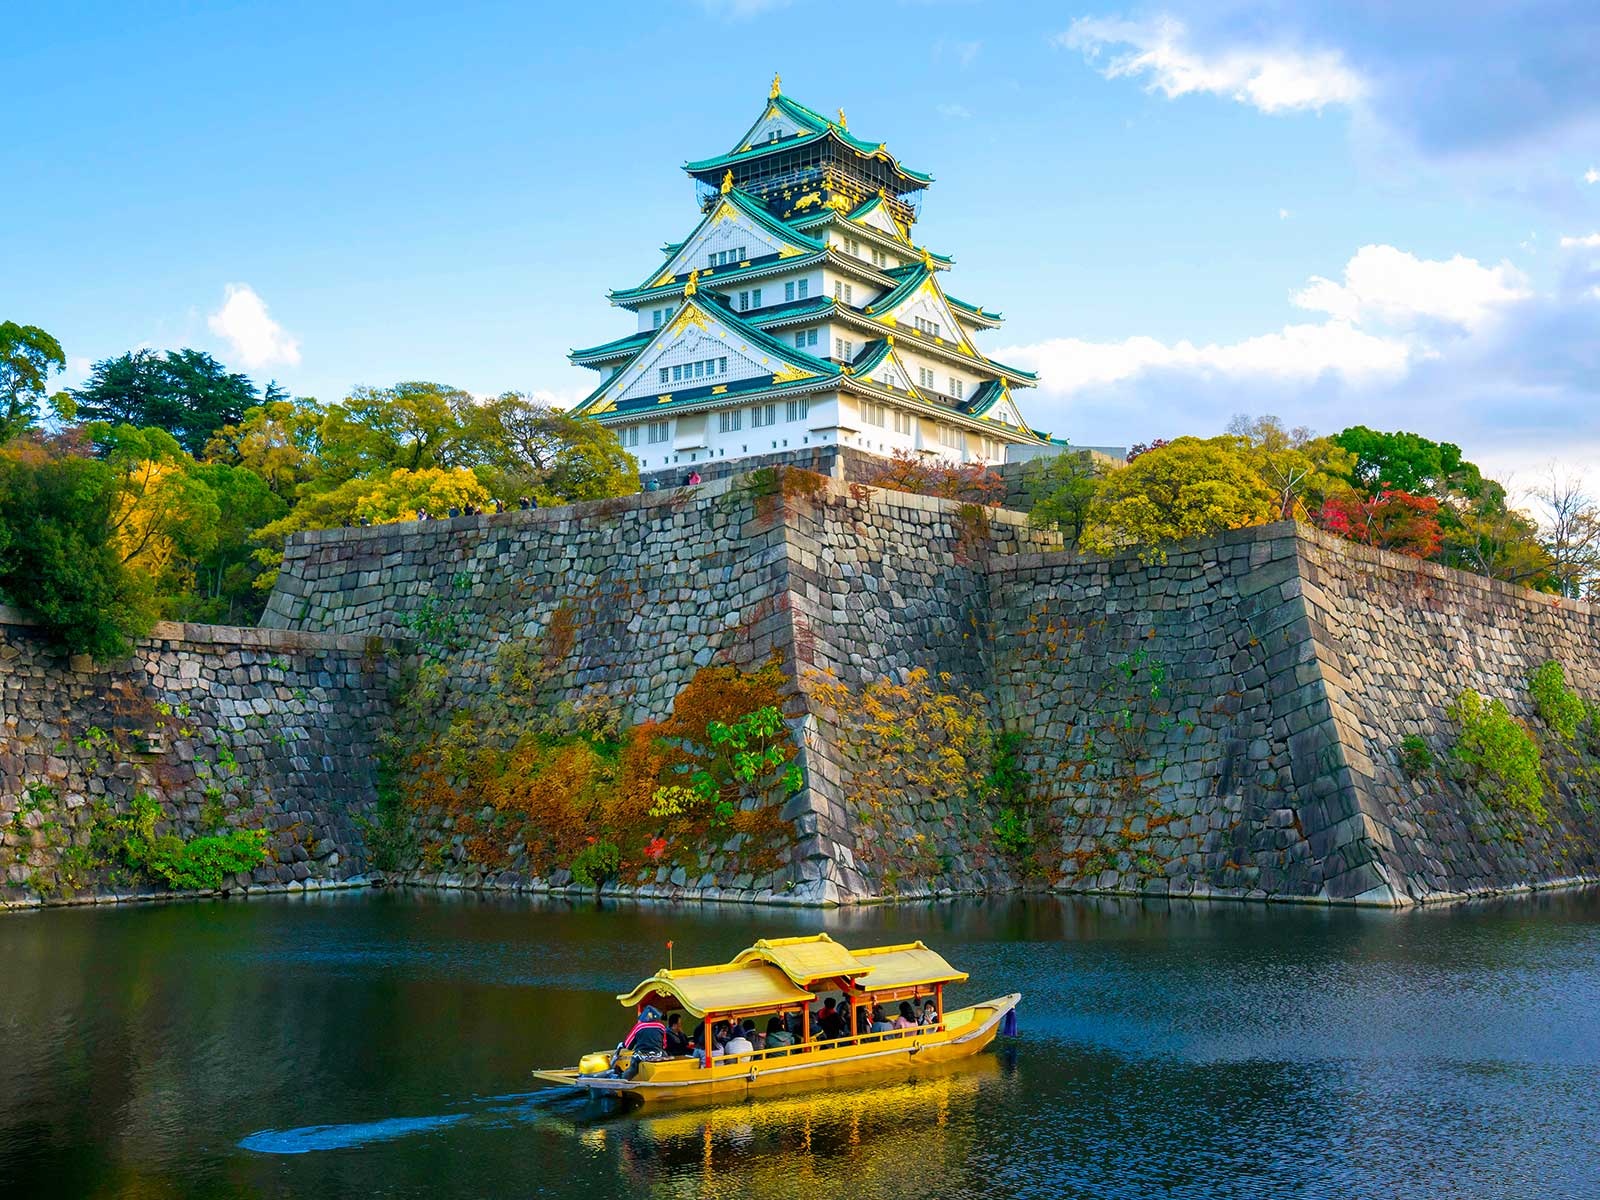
{"left": 2, "top": 890, "right": 1599, "bottom": 1199}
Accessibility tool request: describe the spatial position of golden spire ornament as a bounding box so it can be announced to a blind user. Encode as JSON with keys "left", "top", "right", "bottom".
{"left": 770, "top": 72, "right": 781, "bottom": 99}
{"left": 837, "top": 107, "right": 847, "bottom": 129}
{"left": 720, "top": 169, "right": 734, "bottom": 194}
{"left": 684, "top": 268, "right": 699, "bottom": 296}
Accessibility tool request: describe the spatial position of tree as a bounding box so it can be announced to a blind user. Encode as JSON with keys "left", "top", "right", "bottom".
{"left": 469, "top": 393, "right": 640, "bottom": 503}
{"left": 0, "top": 321, "right": 66, "bottom": 440}
{"left": 1332, "top": 426, "right": 1484, "bottom": 498}
{"left": 865, "top": 448, "right": 1005, "bottom": 504}
{"left": 1228, "top": 414, "right": 1356, "bottom": 520}
{"left": 0, "top": 435, "right": 157, "bottom": 659}
{"left": 205, "top": 395, "right": 329, "bottom": 501}
{"left": 72, "top": 348, "right": 257, "bottom": 456}
{"left": 174, "top": 462, "right": 286, "bottom": 624}
{"left": 1081, "top": 437, "right": 1277, "bottom": 561}
{"left": 1318, "top": 488, "right": 1444, "bottom": 558}
{"left": 1533, "top": 468, "right": 1600, "bottom": 598}
{"left": 1023, "top": 449, "right": 1103, "bottom": 547}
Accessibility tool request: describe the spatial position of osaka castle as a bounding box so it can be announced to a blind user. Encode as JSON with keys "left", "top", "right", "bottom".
{"left": 569, "top": 76, "right": 1049, "bottom": 474}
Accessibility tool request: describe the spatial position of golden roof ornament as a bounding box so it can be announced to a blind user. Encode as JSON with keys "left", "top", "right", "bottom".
{"left": 920, "top": 245, "right": 934, "bottom": 269}
{"left": 770, "top": 72, "right": 781, "bottom": 99}
{"left": 720, "top": 170, "right": 734, "bottom": 194}
{"left": 684, "top": 268, "right": 699, "bottom": 297}
{"left": 837, "top": 107, "right": 847, "bottom": 129}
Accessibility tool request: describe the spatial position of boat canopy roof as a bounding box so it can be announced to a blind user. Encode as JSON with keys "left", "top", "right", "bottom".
{"left": 731, "top": 934, "right": 868, "bottom": 986}
{"left": 848, "top": 942, "right": 968, "bottom": 992}
{"left": 616, "top": 961, "right": 814, "bottom": 1019}
{"left": 617, "top": 936, "right": 967, "bottom": 1015}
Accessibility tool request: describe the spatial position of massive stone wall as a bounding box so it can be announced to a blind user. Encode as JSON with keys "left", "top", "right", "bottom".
{"left": 0, "top": 612, "right": 392, "bottom": 909}
{"left": 992, "top": 524, "right": 1600, "bottom": 905}
{"left": 14, "top": 467, "right": 1595, "bottom": 912}
{"left": 261, "top": 471, "right": 1059, "bottom": 904}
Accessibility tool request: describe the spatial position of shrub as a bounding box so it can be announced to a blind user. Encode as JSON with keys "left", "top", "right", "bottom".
{"left": 1398, "top": 735, "right": 1434, "bottom": 776}
{"left": 570, "top": 839, "right": 621, "bottom": 890}
{"left": 92, "top": 791, "right": 269, "bottom": 890}
{"left": 1527, "top": 660, "right": 1587, "bottom": 741}
{"left": 1447, "top": 690, "right": 1547, "bottom": 822}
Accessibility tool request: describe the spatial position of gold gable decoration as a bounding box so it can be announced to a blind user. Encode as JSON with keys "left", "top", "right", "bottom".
{"left": 668, "top": 305, "right": 709, "bottom": 336}
{"left": 683, "top": 268, "right": 700, "bottom": 297}
{"left": 771, "top": 363, "right": 817, "bottom": 385}
{"left": 770, "top": 72, "right": 781, "bottom": 99}
{"left": 721, "top": 170, "right": 734, "bottom": 194}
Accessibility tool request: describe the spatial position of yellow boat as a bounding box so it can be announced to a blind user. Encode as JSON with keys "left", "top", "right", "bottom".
{"left": 530, "top": 933, "right": 1020, "bottom": 1103}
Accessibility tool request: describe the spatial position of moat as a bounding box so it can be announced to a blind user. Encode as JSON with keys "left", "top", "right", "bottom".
{"left": 3, "top": 891, "right": 1599, "bottom": 1199}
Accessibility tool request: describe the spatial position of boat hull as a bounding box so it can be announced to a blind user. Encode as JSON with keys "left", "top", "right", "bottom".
{"left": 531, "top": 992, "right": 1019, "bottom": 1104}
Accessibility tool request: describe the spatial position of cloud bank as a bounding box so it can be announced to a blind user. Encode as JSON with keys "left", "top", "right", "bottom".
{"left": 207, "top": 283, "right": 301, "bottom": 369}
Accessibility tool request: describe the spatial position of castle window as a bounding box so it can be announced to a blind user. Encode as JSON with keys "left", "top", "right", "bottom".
{"left": 797, "top": 279, "right": 808, "bottom": 299}
{"left": 893, "top": 409, "right": 913, "bottom": 435}
{"left": 785, "top": 398, "right": 809, "bottom": 422}
{"left": 753, "top": 288, "right": 762, "bottom": 306}
{"left": 917, "top": 366, "right": 934, "bottom": 388}
{"left": 752, "top": 403, "right": 776, "bottom": 428}
{"left": 652, "top": 309, "right": 664, "bottom": 328}
{"left": 793, "top": 328, "right": 818, "bottom": 349}
{"left": 718, "top": 410, "right": 742, "bottom": 433}
{"left": 833, "top": 281, "right": 853, "bottom": 303}
{"left": 739, "top": 291, "right": 750, "bottom": 310}
{"left": 950, "top": 377, "right": 964, "bottom": 399}
{"left": 659, "top": 368, "right": 668, "bottom": 384}
{"left": 620, "top": 426, "right": 640, "bottom": 448}
{"left": 672, "top": 365, "right": 683, "bottom": 382}
{"left": 835, "top": 338, "right": 854, "bottom": 361}
{"left": 940, "top": 424, "right": 963, "bottom": 449}
{"left": 785, "top": 281, "right": 795, "bottom": 302}
{"left": 861, "top": 401, "right": 886, "bottom": 427}
{"left": 647, "top": 420, "right": 670, "bottom": 444}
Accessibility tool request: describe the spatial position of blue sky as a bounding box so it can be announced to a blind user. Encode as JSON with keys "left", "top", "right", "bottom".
{"left": 7, "top": 0, "right": 1598, "bottom": 481}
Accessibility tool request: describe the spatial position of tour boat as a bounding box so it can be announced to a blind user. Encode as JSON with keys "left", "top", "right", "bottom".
{"left": 530, "top": 934, "right": 1020, "bottom": 1103}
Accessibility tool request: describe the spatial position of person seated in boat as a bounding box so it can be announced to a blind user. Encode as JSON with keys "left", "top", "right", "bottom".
{"left": 723, "top": 1023, "right": 754, "bottom": 1062}
{"left": 869, "top": 1004, "right": 894, "bottom": 1034}
{"left": 691, "top": 1020, "right": 723, "bottom": 1060}
{"left": 816, "top": 997, "right": 849, "bottom": 1040}
{"left": 742, "top": 1018, "right": 764, "bottom": 1051}
{"left": 920, "top": 1000, "right": 939, "bottom": 1026}
{"left": 855, "top": 1003, "right": 872, "bottom": 1037}
{"left": 618, "top": 1005, "right": 667, "bottom": 1079}
{"left": 893, "top": 1001, "right": 918, "bottom": 1030}
{"left": 664, "top": 1012, "right": 691, "bottom": 1057}
{"left": 765, "top": 1016, "right": 795, "bottom": 1055}
{"left": 785, "top": 1010, "right": 804, "bottom": 1042}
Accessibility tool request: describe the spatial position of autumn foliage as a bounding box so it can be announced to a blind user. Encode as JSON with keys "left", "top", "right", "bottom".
{"left": 1317, "top": 488, "right": 1443, "bottom": 558}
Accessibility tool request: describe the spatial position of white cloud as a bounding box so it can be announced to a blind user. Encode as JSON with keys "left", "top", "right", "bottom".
{"left": 997, "top": 319, "right": 1412, "bottom": 396}
{"left": 936, "top": 102, "right": 973, "bottom": 119}
{"left": 997, "top": 241, "right": 1600, "bottom": 480}
{"left": 1057, "top": 15, "right": 1366, "bottom": 114}
{"left": 1585, "top": 167, "right": 1599, "bottom": 184}
{"left": 1290, "top": 244, "right": 1530, "bottom": 331}
{"left": 1278, "top": 208, "right": 1290, "bottom": 220}
{"left": 206, "top": 283, "right": 301, "bottom": 369}
{"left": 1560, "top": 233, "right": 1600, "bottom": 248}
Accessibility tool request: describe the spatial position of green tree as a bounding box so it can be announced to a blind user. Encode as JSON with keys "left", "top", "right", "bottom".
{"left": 72, "top": 348, "right": 257, "bottom": 456}
{"left": 1228, "top": 414, "right": 1357, "bottom": 520}
{"left": 1332, "top": 426, "right": 1484, "bottom": 498}
{"left": 1023, "top": 449, "right": 1103, "bottom": 547}
{"left": 206, "top": 395, "right": 329, "bottom": 501}
{"left": 1081, "top": 436, "right": 1277, "bottom": 561}
{"left": 0, "top": 437, "right": 157, "bottom": 659}
{"left": 0, "top": 321, "right": 66, "bottom": 440}
{"left": 174, "top": 462, "right": 286, "bottom": 623}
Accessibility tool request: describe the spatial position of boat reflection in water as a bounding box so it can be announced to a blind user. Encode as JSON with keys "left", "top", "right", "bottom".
{"left": 568, "top": 1055, "right": 1006, "bottom": 1192}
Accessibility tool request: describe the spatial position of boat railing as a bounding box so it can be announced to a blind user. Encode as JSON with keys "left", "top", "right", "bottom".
{"left": 702, "top": 1021, "right": 947, "bottom": 1068}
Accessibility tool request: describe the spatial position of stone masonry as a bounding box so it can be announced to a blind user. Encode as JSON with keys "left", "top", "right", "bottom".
{"left": 0, "top": 610, "right": 393, "bottom": 908}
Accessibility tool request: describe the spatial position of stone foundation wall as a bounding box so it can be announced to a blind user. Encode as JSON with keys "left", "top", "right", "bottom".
{"left": 0, "top": 611, "right": 393, "bottom": 909}
{"left": 991, "top": 524, "right": 1600, "bottom": 905}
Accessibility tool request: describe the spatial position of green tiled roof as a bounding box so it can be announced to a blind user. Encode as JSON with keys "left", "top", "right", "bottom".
{"left": 570, "top": 329, "right": 653, "bottom": 363}
{"left": 946, "top": 293, "right": 1002, "bottom": 321}
{"left": 684, "top": 94, "right": 934, "bottom": 187}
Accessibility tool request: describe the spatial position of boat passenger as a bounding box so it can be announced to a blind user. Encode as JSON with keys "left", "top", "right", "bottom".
{"left": 893, "top": 1002, "right": 917, "bottom": 1031}
{"left": 724, "top": 1025, "right": 754, "bottom": 1062}
{"left": 665, "top": 1012, "right": 691, "bottom": 1057}
{"left": 855, "top": 1004, "right": 872, "bottom": 1036}
{"left": 869, "top": 1004, "right": 893, "bottom": 1034}
{"left": 920, "top": 1000, "right": 938, "bottom": 1026}
{"left": 742, "top": 1018, "right": 764, "bottom": 1051}
{"left": 618, "top": 1005, "right": 667, "bottom": 1079}
{"left": 817, "top": 998, "right": 849, "bottom": 1040}
{"left": 765, "top": 1017, "right": 795, "bottom": 1055}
